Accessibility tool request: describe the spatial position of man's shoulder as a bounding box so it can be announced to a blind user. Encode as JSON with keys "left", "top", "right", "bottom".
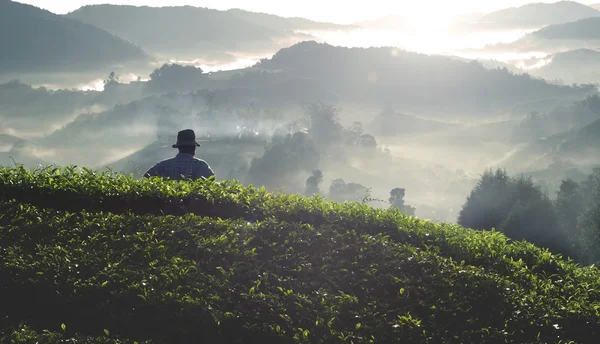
{"left": 192, "top": 157, "right": 210, "bottom": 165}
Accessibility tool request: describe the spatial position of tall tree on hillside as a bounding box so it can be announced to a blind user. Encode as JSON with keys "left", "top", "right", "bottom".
{"left": 305, "top": 169, "right": 323, "bottom": 196}
{"left": 304, "top": 102, "right": 343, "bottom": 147}
{"left": 578, "top": 168, "right": 600, "bottom": 263}
{"left": 389, "top": 188, "right": 416, "bottom": 216}
{"left": 555, "top": 179, "right": 585, "bottom": 256}
{"left": 458, "top": 169, "right": 513, "bottom": 231}
{"left": 459, "top": 169, "right": 571, "bottom": 258}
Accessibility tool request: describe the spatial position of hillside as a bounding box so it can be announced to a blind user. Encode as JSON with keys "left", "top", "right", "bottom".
{"left": 528, "top": 49, "right": 600, "bottom": 84}
{"left": 255, "top": 41, "right": 596, "bottom": 115}
{"left": 0, "top": 0, "right": 148, "bottom": 73}
{"left": 501, "top": 117, "right": 600, "bottom": 172}
{"left": 0, "top": 166, "right": 599, "bottom": 342}
{"left": 534, "top": 17, "right": 600, "bottom": 40}
{"left": 476, "top": 1, "right": 600, "bottom": 29}
{"left": 492, "top": 17, "right": 600, "bottom": 53}
{"left": 366, "top": 108, "right": 459, "bottom": 136}
{"left": 65, "top": 4, "right": 344, "bottom": 59}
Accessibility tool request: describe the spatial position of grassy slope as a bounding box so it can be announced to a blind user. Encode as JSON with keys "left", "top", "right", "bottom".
{"left": 1, "top": 166, "right": 600, "bottom": 343}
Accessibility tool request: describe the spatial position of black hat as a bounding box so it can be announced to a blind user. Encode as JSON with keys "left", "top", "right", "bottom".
{"left": 172, "top": 129, "right": 201, "bottom": 148}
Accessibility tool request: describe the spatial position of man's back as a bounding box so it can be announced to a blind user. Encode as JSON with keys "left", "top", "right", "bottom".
{"left": 144, "top": 153, "right": 214, "bottom": 181}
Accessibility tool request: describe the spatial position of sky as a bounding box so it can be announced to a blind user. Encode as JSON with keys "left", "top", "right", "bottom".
{"left": 15, "top": 0, "right": 600, "bottom": 23}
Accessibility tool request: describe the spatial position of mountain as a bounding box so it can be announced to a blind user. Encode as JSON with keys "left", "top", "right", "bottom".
{"left": 65, "top": 5, "right": 346, "bottom": 59}
{"left": 527, "top": 49, "right": 600, "bottom": 84}
{"left": 534, "top": 17, "right": 600, "bottom": 40}
{"left": 65, "top": 4, "right": 278, "bottom": 57}
{"left": 255, "top": 41, "right": 596, "bottom": 115}
{"left": 591, "top": 3, "right": 600, "bottom": 10}
{"left": 483, "top": 17, "right": 600, "bottom": 54}
{"left": 475, "top": 1, "right": 600, "bottom": 29}
{"left": 0, "top": 0, "right": 148, "bottom": 74}
{"left": 501, "top": 109, "right": 600, "bottom": 172}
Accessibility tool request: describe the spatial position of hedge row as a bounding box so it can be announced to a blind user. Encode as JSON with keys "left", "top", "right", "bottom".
{"left": 1, "top": 200, "right": 600, "bottom": 343}
{"left": 0, "top": 166, "right": 595, "bottom": 278}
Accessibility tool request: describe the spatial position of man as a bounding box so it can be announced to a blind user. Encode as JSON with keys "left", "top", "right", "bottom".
{"left": 144, "top": 129, "right": 214, "bottom": 181}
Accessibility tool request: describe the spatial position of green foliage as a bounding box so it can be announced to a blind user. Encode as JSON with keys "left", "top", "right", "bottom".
{"left": 1, "top": 166, "right": 600, "bottom": 342}
{"left": 458, "top": 169, "right": 571, "bottom": 258}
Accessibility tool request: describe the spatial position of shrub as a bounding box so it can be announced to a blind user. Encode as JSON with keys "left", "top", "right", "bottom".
{"left": 1, "top": 167, "right": 600, "bottom": 342}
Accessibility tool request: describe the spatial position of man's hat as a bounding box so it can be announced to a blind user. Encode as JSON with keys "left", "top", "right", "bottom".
{"left": 172, "top": 129, "right": 201, "bottom": 148}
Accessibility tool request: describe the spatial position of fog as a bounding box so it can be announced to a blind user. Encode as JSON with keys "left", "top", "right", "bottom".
{"left": 3, "top": 0, "right": 600, "bottom": 226}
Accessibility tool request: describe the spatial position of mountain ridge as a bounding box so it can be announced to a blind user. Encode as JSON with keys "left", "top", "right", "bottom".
{"left": 0, "top": 0, "right": 149, "bottom": 73}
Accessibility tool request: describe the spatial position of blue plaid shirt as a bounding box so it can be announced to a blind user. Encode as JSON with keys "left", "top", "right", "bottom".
{"left": 144, "top": 153, "right": 214, "bottom": 181}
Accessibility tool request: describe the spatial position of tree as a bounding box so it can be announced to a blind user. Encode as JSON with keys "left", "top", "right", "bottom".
{"left": 304, "top": 101, "right": 343, "bottom": 147}
{"left": 578, "top": 168, "right": 600, "bottom": 263}
{"left": 389, "top": 188, "right": 416, "bottom": 216}
{"left": 305, "top": 170, "right": 323, "bottom": 196}
{"left": 148, "top": 63, "right": 206, "bottom": 92}
{"left": 458, "top": 169, "right": 513, "bottom": 231}
{"left": 328, "top": 179, "right": 369, "bottom": 203}
{"left": 103, "top": 71, "right": 120, "bottom": 91}
{"left": 459, "top": 169, "right": 571, "bottom": 258}
{"left": 555, "top": 179, "right": 584, "bottom": 256}
{"left": 247, "top": 132, "right": 319, "bottom": 190}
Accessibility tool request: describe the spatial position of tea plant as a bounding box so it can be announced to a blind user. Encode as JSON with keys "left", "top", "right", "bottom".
{"left": 1, "top": 199, "right": 600, "bottom": 343}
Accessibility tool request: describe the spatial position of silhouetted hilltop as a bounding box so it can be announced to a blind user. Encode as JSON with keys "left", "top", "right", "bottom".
{"left": 0, "top": 0, "right": 148, "bottom": 73}
{"left": 65, "top": 4, "right": 343, "bottom": 58}
{"left": 476, "top": 1, "right": 600, "bottom": 29}
{"left": 255, "top": 41, "right": 596, "bottom": 114}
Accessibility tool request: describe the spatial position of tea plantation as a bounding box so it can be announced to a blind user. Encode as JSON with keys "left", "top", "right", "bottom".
{"left": 1, "top": 166, "right": 599, "bottom": 343}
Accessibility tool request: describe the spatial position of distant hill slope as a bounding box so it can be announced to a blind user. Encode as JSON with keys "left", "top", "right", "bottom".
{"left": 366, "top": 108, "right": 460, "bottom": 136}
{"left": 490, "top": 17, "right": 600, "bottom": 53}
{"left": 476, "top": 1, "right": 600, "bottom": 29}
{"left": 534, "top": 17, "right": 600, "bottom": 40}
{"left": 501, "top": 115, "right": 600, "bottom": 172}
{"left": 65, "top": 5, "right": 344, "bottom": 58}
{"left": 0, "top": 0, "right": 148, "bottom": 73}
{"left": 255, "top": 41, "right": 596, "bottom": 115}
{"left": 593, "top": 3, "right": 600, "bottom": 10}
{"left": 528, "top": 49, "right": 600, "bottom": 84}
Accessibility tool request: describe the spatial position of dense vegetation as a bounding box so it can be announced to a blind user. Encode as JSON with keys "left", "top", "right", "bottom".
{"left": 459, "top": 168, "right": 600, "bottom": 266}
{"left": 0, "top": 1, "right": 147, "bottom": 73}
{"left": 1, "top": 165, "right": 600, "bottom": 343}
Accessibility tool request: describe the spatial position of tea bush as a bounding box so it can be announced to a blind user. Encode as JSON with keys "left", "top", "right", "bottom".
{"left": 1, "top": 166, "right": 600, "bottom": 343}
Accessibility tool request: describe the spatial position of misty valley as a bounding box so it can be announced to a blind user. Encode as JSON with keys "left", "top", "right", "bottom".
{"left": 2, "top": 0, "right": 600, "bottom": 343}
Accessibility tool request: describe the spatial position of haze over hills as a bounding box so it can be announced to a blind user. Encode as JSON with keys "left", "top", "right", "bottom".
{"left": 0, "top": 0, "right": 149, "bottom": 74}
{"left": 487, "top": 16, "right": 600, "bottom": 53}
{"left": 65, "top": 4, "right": 353, "bottom": 61}
{"left": 255, "top": 41, "right": 595, "bottom": 115}
{"left": 526, "top": 49, "right": 600, "bottom": 84}
{"left": 4, "top": 1, "right": 600, "bottom": 342}
{"left": 472, "top": 1, "right": 600, "bottom": 29}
